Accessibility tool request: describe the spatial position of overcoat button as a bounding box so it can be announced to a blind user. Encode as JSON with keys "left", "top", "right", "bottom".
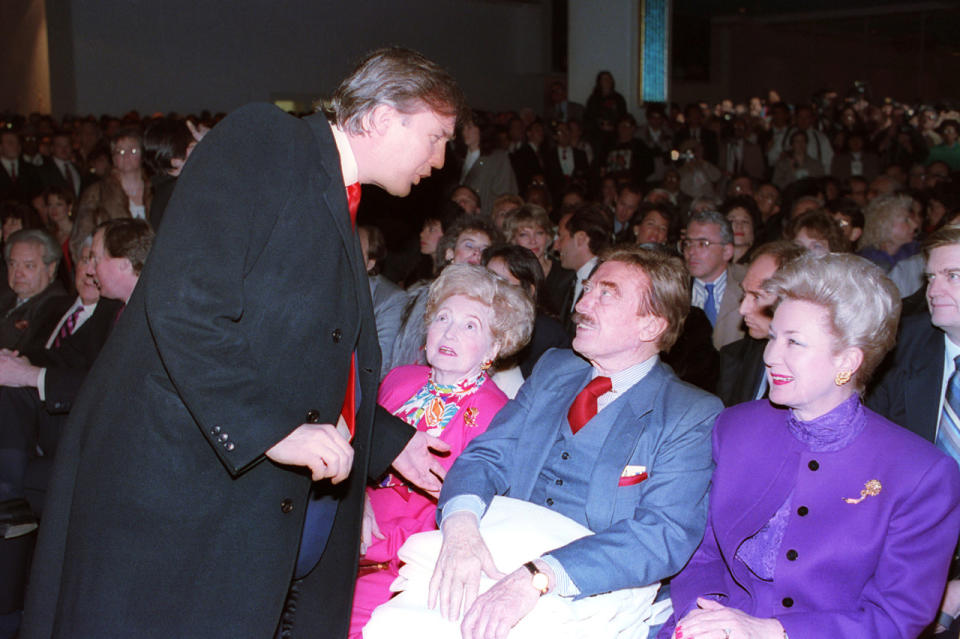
{"left": 797, "top": 506, "right": 809, "bottom": 516}
{"left": 786, "top": 549, "right": 798, "bottom": 561}
{"left": 332, "top": 328, "right": 342, "bottom": 343}
{"left": 305, "top": 409, "right": 320, "bottom": 423}
{"left": 782, "top": 597, "right": 794, "bottom": 607}
{"left": 281, "top": 499, "right": 294, "bottom": 514}
{"left": 224, "top": 442, "right": 235, "bottom": 451}
{"left": 808, "top": 460, "right": 819, "bottom": 471}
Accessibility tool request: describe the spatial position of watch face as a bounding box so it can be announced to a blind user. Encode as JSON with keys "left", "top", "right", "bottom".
{"left": 531, "top": 572, "right": 549, "bottom": 593}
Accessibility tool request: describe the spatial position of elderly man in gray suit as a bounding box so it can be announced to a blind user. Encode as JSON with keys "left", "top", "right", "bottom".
{"left": 429, "top": 246, "right": 722, "bottom": 639}
{"left": 682, "top": 210, "right": 745, "bottom": 350}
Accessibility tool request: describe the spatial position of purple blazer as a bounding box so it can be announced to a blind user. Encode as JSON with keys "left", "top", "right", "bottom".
{"left": 663, "top": 400, "right": 960, "bottom": 638}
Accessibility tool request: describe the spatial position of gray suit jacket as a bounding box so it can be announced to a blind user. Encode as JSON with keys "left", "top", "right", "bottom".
{"left": 710, "top": 265, "right": 745, "bottom": 350}
{"left": 439, "top": 348, "right": 721, "bottom": 596}
{"left": 369, "top": 273, "right": 406, "bottom": 379}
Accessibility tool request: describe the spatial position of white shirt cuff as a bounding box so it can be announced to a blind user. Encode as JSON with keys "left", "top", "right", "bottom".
{"left": 37, "top": 368, "right": 47, "bottom": 400}
{"left": 439, "top": 494, "right": 486, "bottom": 527}
{"left": 541, "top": 554, "right": 580, "bottom": 597}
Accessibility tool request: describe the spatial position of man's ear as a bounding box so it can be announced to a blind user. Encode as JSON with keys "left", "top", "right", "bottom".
{"left": 573, "top": 230, "right": 588, "bottom": 249}
{"left": 364, "top": 104, "right": 396, "bottom": 137}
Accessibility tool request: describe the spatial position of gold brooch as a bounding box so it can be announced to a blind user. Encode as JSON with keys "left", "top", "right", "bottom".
{"left": 464, "top": 407, "right": 479, "bottom": 427}
{"left": 843, "top": 479, "right": 882, "bottom": 504}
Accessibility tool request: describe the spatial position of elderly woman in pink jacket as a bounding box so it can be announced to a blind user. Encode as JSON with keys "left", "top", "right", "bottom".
{"left": 349, "top": 264, "right": 534, "bottom": 638}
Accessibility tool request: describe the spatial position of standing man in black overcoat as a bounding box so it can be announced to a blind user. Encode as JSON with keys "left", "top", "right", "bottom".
{"left": 21, "top": 47, "right": 467, "bottom": 639}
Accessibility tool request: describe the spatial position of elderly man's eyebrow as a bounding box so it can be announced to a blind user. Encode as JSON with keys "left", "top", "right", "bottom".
{"left": 597, "top": 280, "right": 621, "bottom": 295}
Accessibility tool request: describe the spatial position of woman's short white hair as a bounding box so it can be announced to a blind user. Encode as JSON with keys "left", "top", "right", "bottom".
{"left": 763, "top": 252, "right": 900, "bottom": 391}
{"left": 860, "top": 193, "right": 914, "bottom": 250}
{"left": 424, "top": 264, "right": 535, "bottom": 359}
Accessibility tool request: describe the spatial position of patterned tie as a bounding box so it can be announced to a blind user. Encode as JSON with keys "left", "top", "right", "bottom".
{"left": 937, "top": 355, "right": 960, "bottom": 466}
{"left": 704, "top": 283, "right": 718, "bottom": 326}
{"left": 567, "top": 376, "right": 612, "bottom": 434}
{"left": 340, "top": 181, "right": 362, "bottom": 439}
{"left": 53, "top": 305, "right": 83, "bottom": 348}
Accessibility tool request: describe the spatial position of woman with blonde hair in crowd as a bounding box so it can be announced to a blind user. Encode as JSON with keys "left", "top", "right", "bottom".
{"left": 503, "top": 204, "right": 573, "bottom": 318}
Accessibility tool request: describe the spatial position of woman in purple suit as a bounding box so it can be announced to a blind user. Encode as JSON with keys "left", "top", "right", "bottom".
{"left": 664, "top": 253, "right": 960, "bottom": 639}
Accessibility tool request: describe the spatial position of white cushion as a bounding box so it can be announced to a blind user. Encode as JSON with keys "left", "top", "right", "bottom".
{"left": 363, "top": 496, "right": 662, "bottom": 639}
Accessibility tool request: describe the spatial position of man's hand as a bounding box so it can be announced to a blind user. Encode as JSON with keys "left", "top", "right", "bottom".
{"left": 428, "top": 511, "right": 503, "bottom": 620}
{"left": 0, "top": 350, "right": 40, "bottom": 388}
{"left": 392, "top": 431, "right": 451, "bottom": 496}
{"left": 265, "top": 423, "right": 353, "bottom": 482}
{"left": 460, "top": 561, "right": 552, "bottom": 639}
{"left": 936, "top": 579, "right": 960, "bottom": 632}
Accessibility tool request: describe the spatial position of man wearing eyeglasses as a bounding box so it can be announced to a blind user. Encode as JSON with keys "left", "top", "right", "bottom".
{"left": 681, "top": 210, "right": 744, "bottom": 349}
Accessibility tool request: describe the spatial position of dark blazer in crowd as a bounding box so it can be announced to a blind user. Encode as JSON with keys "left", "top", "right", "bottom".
{"left": 715, "top": 335, "right": 767, "bottom": 407}
{"left": 867, "top": 312, "right": 942, "bottom": 445}
{"left": 543, "top": 146, "right": 589, "bottom": 205}
{"left": 673, "top": 127, "right": 719, "bottom": 165}
{"left": 661, "top": 306, "right": 719, "bottom": 393}
{"left": 0, "top": 158, "right": 43, "bottom": 203}
{"left": 509, "top": 143, "right": 546, "bottom": 193}
{"left": 0, "top": 282, "right": 71, "bottom": 352}
{"left": 21, "top": 104, "right": 414, "bottom": 639}
{"left": 37, "top": 158, "right": 83, "bottom": 199}
{"left": 831, "top": 151, "right": 880, "bottom": 183}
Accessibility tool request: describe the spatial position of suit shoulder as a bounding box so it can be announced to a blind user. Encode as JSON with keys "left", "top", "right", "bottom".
{"left": 655, "top": 363, "right": 724, "bottom": 415}
{"left": 714, "top": 400, "right": 779, "bottom": 439}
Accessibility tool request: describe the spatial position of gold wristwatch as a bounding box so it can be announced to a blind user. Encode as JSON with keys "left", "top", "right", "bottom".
{"left": 523, "top": 561, "right": 549, "bottom": 595}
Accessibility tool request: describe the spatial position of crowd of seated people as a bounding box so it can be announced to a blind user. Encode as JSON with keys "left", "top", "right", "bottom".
{"left": 4, "top": 78, "right": 960, "bottom": 638}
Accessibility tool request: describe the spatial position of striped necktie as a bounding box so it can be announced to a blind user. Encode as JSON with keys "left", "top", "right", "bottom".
{"left": 53, "top": 305, "right": 83, "bottom": 348}
{"left": 937, "top": 355, "right": 960, "bottom": 466}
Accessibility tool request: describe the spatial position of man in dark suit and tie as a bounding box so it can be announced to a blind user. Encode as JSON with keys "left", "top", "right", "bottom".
{"left": 0, "top": 224, "right": 135, "bottom": 538}
{"left": 0, "top": 230, "right": 71, "bottom": 354}
{"left": 37, "top": 132, "right": 82, "bottom": 199}
{"left": 21, "top": 48, "right": 467, "bottom": 639}
{"left": 716, "top": 241, "right": 806, "bottom": 406}
{"left": 868, "top": 224, "right": 960, "bottom": 637}
{"left": 673, "top": 104, "right": 719, "bottom": 166}
{"left": 0, "top": 130, "right": 43, "bottom": 204}
{"left": 553, "top": 205, "right": 611, "bottom": 338}
{"left": 429, "top": 247, "right": 721, "bottom": 638}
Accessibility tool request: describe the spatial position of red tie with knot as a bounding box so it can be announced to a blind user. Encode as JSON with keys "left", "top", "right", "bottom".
{"left": 567, "top": 376, "right": 612, "bottom": 434}
{"left": 340, "top": 182, "right": 362, "bottom": 440}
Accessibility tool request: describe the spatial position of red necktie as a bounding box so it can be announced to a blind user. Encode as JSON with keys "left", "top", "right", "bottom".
{"left": 346, "top": 182, "right": 361, "bottom": 227}
{"left": 567, "top": 376, "right": 612, "bottom": 434}
{"left": 340, "top": 181, "right": 362, "bottom": 439}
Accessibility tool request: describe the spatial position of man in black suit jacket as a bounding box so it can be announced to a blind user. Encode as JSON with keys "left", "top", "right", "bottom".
{"left": 36, "top": 133, "right": 82, "bottom": 199}
{"left": 21, "top": 48, "right": 467, "bottom": 639}
{"left": 0, "top": 235, "right": 127, "bottom": 531}
{"left": 716, "top": 242, "right": 806, "bottom": 406}
{"left": 0, "top": 130, "right": 43, "bottom": 204}
{"left": 510, "top": 119, "right": 548, "bottom": 192}
{"left": 673, "top": 104, "right": 719, "bottom": 165}
{"left": 868, "top": 226, "right": 960, "bottom": 637}
{"left": 544, "top": 121, "right": 589, "bottom": 204}
{"left": 0, "top": 230, "right": 71, "bottom": 353}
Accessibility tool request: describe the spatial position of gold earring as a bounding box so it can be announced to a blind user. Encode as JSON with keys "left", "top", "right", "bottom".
{"left": 480, "top": 359, "right": 492, "bottom": 371}
{"left": 835, "top": 370, "right": 852, "bottom": 386}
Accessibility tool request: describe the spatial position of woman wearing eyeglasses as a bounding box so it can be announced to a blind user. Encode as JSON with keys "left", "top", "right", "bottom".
{"left": 70, "top": 127, "right": 152, "bottom": 257}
